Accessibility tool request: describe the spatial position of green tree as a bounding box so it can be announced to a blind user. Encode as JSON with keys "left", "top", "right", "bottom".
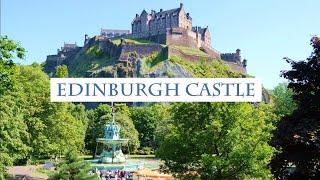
{"left": 271, "top": 37, "right": 320, "bottom": 179}
{"left": 130, "top": 104, "right": 170, "bottom": 149}
{"left": 157, "top": 103, "right": 276, "bottom": 179}
{"left": 49, "top": 150, "right": 97, "bottom": 180}
{"left": 85, "top": 104, "right": 139, "bottom": 156}
{"left": 85, "top": 105, "right": 112, "bottom": 156}
{"left": 0, "top": 36, "right": 25, "bottom": 96}
{"left": 44, "top": 103, "right": 88, "bottom": 157}
{"left": 15, "top": 65, "right": 87, "bottom": 158}
{"left": 272, "top": 82, "right": 297, "bottom": 117}
{"left": 0, "top": 95, "right": 30, "bottom": 179}
{"left": 55, "top": 65, "right": 69, "bottom": 78}
{"left": 115, "top": 104, "right": 140, "bottom": 153}
{"left": 1, "top": 65, "right": 88, "bottom": 163}
{"left": 14, "top": 64, "right": 52, "bottom": 159}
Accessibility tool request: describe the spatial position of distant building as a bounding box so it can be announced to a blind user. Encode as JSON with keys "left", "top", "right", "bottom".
{"left": 61, "top": 43, "right": 78, "bottom": 52}
{"left": 100, "top": 29, "right": 130, "bottom": 38}
{"left": 131, "top": 3, "right": 192, "bottom": 34}
{"left": 129, "top": 3, "right": 216, "bottom": 57}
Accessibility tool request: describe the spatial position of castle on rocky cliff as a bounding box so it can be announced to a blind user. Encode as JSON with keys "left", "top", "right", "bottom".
{"left": 45, "top": 4, "right": 247, "bottom": 75}
{"left": 127, "top": 3, "right": 217, "bottom": 58}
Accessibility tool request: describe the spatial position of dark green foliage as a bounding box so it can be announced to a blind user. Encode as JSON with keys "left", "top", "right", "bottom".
{"left": 282, "top": 37, "right": 320, "bottom": 113}
{"left": 271, "top": 37, "right": 320, "bottom": 179}
{"left": 0, "top": 64, "right": 88, "bottom": 176}
{"left": 271, "top": 82, "right": 297, "bottom": 117}
{"left": 49, "top": 151, "right": 97, "bottom": 180}
{"left": 114, "top": 104, "right": 140, "bottom": 152}
{"left": 157, "top": 103, "right": 276, "bottom": 179}
{"left": 85, "top": 105, "right": 112, "bottom": 156}
{"left": 130, "top": 104, "right": 170, "bottom": 149}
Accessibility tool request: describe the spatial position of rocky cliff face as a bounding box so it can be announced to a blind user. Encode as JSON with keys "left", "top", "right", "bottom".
{"left": 44, "top": 36, "right": 247, "bottom": 79}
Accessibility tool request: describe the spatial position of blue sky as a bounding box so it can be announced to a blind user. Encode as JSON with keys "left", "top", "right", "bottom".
{"left": 2, "top": 0, "right": 320, "bottom": 89}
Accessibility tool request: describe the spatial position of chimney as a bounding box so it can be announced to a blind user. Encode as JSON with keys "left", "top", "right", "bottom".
{"left": 136, "top": 14, "right": 139, "bottom": 18}
{"left": 180, "top": 3, "right": 184, "bottom": 8}
{"left": 160, "top": 8, "right": 163, "bottom": 12}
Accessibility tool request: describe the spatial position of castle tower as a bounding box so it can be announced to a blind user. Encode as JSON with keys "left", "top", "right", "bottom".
{"left": 242, "top": 59, "right": 247, "bottom": 68}
{"left": 84, "top": 34, "right": 89, "bottom": 46}
{"left": 236, "top": 49, "right": 241, "bottom": 56}
{"left": 236, "top": 49, "right": 241, "bottom": 63}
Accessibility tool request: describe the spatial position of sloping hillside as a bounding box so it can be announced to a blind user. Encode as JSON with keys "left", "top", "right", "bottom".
{"left": 44, "top": 37, "right": 246, "bottom": 79}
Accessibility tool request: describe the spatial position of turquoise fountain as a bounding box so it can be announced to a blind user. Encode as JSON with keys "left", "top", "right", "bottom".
{"left": 90, "top": 103, "right": 144, "bottom": 171}
{"left": 96, "top": 119, "right": 128, "bottom": 163}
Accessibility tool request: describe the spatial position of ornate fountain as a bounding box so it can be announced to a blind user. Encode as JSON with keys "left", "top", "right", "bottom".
{"left": 90, "top": 103, "right": 143, "bottom": 171}
{"left": 95, "top": 104, "right": 129, "bottom": 164}
{"left": 90, "top": 103, "right": 159, "bottom": 171}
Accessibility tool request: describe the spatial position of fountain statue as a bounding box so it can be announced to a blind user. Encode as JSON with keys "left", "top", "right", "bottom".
{"left": 95, "top": 104, "right": 129, "bottom": 164}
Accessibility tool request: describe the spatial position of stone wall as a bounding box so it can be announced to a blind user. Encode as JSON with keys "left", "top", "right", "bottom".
{"left": 220, "top": 50, "right": 241, "bottom": 63}
{"left": 125, "top": 32, "right": 167, "bottom": 44}
{"left": 166, "top": 28, "right": 198, "bottom": 48}
{"left": 201, "top": 46, "right": 221, "bottom": 59}
{"left": 119, "top": 44, "right": 164, "bottom": 61}
{"left": 44, "top": 47, "right": 81, "bottom": 73}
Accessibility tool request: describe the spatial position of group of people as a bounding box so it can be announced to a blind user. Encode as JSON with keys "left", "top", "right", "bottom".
{"left": 89, "top": 168, "right": 134, "bottom": 180}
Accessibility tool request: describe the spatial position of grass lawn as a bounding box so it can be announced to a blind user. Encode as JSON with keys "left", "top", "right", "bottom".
{"left": 173, "top": 45, "right": 209, "bottom": 56}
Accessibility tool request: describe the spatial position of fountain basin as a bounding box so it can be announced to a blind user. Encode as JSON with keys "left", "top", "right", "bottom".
{"left": 89, "top": 157, "right": 160, "bottom": 171}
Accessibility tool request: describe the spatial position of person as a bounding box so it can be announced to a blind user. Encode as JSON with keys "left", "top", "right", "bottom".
{"left": 96, "top": 169, "right": 101, "bottom": 180}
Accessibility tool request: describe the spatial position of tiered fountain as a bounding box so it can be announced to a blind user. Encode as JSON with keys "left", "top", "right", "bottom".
{"left": 96, "top": 119, "right": 128, "bottom": 164}
{"left": 90, "top": 103, "right": 144, "bottom": 171}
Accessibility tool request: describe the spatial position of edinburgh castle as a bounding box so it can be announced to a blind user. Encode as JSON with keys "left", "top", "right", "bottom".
{"left": 45, "top": 4, "right": 247, "bottom": 77}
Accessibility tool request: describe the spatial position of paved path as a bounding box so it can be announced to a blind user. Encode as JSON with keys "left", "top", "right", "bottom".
{"left": 7, "top": 165, "right": 48, "bottom": 180}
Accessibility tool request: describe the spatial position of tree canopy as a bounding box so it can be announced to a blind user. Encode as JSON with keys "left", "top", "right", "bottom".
{"left": 49, "top": 151, "right": 97, "bottom": 180}
{"left": 0, "top": 64, "right": 88, "bottom": 178}
{"left": 130, "top": 104, "right": 170, "bottom": 149}
{"left": 157, "top": 102, "right": 276, "bottom": 179}
{"left": 271, "top": 82, "right": 297, "bottom": 117}
{"left": 55, "top": 65, "right": 69, "bottom": 78}
{"left": 0, "top": 36, "right": 25, "bottom": 96}
{"left": 271, "top": 36, "right": 320, "bottom": 179}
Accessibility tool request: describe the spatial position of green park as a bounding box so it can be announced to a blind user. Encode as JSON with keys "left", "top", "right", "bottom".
{"left": 1, "top": 1, "right": 320, "bottom": 179}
